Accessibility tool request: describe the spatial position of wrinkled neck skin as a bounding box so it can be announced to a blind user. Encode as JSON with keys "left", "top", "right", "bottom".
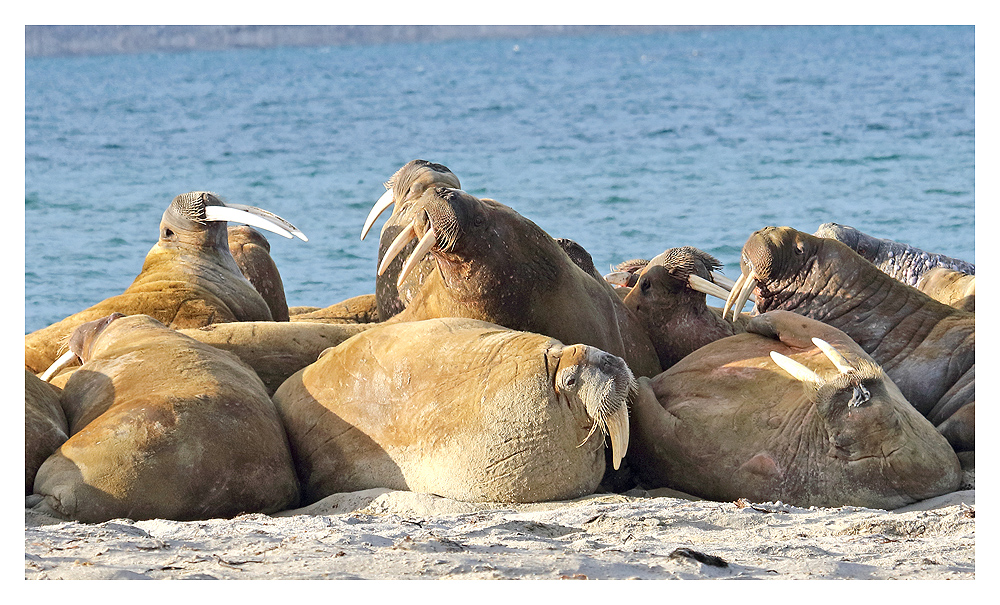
{"left": 868, "top": 239, "right": 975, "bottom": 286}
{"left": 755, "top": 240, "right": 973, "bottom": 413}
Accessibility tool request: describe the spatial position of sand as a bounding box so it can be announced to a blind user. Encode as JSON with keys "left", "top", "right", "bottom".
{"left": 24, "top": 485, "right": 975, "bottom": 581}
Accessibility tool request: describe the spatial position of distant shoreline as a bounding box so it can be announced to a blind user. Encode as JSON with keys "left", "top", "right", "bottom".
{"left": 25, "top": 25, "right": 749, "bottom": 59}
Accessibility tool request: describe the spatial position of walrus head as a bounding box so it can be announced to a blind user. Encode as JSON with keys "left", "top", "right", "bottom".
{"left": 39, "top": 312, "right": 127, "bottom": 381}
{"left": 160, "top": 192, "right": 307, "bottom": 252}
{"left": 723, "top": 226, "right": 833, "bottom": 321}
{"left": 360, "top": 159, "right": 460, "bottom": 241}
{"left": 552, "top": 344, "right": 635, "bottom": 470}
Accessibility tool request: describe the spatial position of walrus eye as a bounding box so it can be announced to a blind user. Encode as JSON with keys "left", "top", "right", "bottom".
{"left": 640, "top": 278, "right": 651, "bottom": 293}
{"left": 163, "top": 228, "right": 174, "bottom": 239}
{"left": 794, "top": 242, "right": 805, "bottom": 255}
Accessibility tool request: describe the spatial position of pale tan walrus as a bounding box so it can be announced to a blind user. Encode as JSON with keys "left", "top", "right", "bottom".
{"left": 25, "top": 191, "right": 307, "bottom": 375}
{"left": 31, "top": 313, "right": 300, "bottom": 523}
{"left": 273, "top": 318, "right": 634, "bottom": 505}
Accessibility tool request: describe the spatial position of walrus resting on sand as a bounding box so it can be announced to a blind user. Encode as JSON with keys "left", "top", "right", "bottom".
{"left": 628, "top": 311, "right": 961, "bottom": 509}
{"left": 723, "top": 226, "right": 974, "bottom": 455}
{"left": 371, "top": 186, "right": 661, "bottom": 378}
{"left": 25, "top": 370, "right": 68, "bottom": 495}
{"left": 30, "top": 314, "right": 299, "bottom": 523}
{"left": 272, "top": 318, "right": 634, "bottom": 505}
{"left": 25, "top": 191, "right": 307, "bottom": 375}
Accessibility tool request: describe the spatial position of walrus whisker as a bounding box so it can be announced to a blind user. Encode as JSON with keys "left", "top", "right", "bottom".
{"left": 397, "top": 227, "right": 438, "bottom": 289}
{"left": 378, "top": 220, "right": 416, "bottom": 276}
{"left": 361, "top": 188, "right": 395, "bottom": 241}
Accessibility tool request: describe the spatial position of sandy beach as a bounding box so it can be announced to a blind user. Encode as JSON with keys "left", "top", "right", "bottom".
{"left": 24, "top": 484, "right": 975, "bottom": 581}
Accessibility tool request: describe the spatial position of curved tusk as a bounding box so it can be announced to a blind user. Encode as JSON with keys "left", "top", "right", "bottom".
{"left": 39, "top": 350, "right": 79, "bottom": 382}
{"left": 722, "top": 271, "right": 746, "bottom": 319}
{"left": 396, "top": 226, "right": 437, "bottom": 289}
{"left": 377, "top": 220, "right": 416, "bottom": 276}
{"left": 223, "top": 203, "right": 309, "bottom": 242}
{"left": 811, "top": 338, "right": 853, "bottom": 374}
{"left": 729, "top": 270, "right": 758, "bottom": 322}
{"left": 688, "top": 274, "right": 735, "bottom": 301}
{"left": 204, "top": 205, "right": 301, "bottom": 241}
{"left": 769, "top": 350, "right": 821, "bottom": 384}
{"left": 604, "top": 402, "right": 630, "bottom": 470}
{"left": 361, "top": 188, "right": 395, "bottom": 241}
{"left": 712, "top": 272, "right": 756, "bottom": 302}
{"left": 604, "top": 271, "right": 633, "bottom": 287}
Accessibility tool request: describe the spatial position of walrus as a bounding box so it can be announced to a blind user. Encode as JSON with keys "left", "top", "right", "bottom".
{"left": 25, "top": 370, "right": 68, "bottom": 495}
{"left": 373, "top": 186, "right": 662, "bottom": 378}
{"left": 915, "top": 266, "right": 975, "bottom": 312}
{"left": 814, "top": 222, "right": 975, "bottom": 285}
{"left": 31, "top": 313, "right": 300, "bottom": 523}
{"left": 25, "top": 191, "right": 307, "bottom": 375}
{"left": 627, "top": 310, "right": 962, "bottom": 509}
{"left": 360, "top": 160, "right": 462, "bottom": 320}
{"left": 178, "top": 320, "right": 373, "bottom": 394}
{"left": 288, "top": 293, "right": 381, "bottom": 324}
{"left": 723, "top": 226, "right": 974, "bottom": 454}
{"left": 272, "top": 318, "right": 634, "bottom": 505}
{"left": 228, "top": 225, "right": 290, "bottom": 321}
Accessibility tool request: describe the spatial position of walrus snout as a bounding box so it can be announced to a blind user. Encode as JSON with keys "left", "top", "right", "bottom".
{"left": 39, "top": 312, "right": 126, "bottom": 382}
{"left": 555, "top": 345, "right": 634, "bottom": 471}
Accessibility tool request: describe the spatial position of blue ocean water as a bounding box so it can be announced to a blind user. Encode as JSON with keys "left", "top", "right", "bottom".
{"left": 24, "top": 25, "right": 975, "bottom": 334}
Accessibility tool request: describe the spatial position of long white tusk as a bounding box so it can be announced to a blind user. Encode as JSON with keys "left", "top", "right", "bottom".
{"left": 688, "top": 274, "right": 735, "bottom": 301}
{"left": 811, "top": 338, "right": 853, "bottom": 374}
{"left": 204, "top": 205, "right": 304, "bottom": 241}
{"left": 361, "top": 188, "right": 395, "bottom": 241}
{"left": 223, "top": 203, "right": 309, "bottom": 242}
{"left": 39, "top": 350, "right": 79, "bottom": 382}
{"left": 605, "top": 402, "right": 630, "bottom": 470}
{"left": 377, "top": 220, "right": 416, "bottom": 276}
{"left": 729, "top": 270, "right": 758, "bottom": 322}
{"left": 723, "top": 271, "right": 746, "bottom": 319}
{"left": 397, "top": 227, "right": 437, "bottom": 289}
{"left": 711, "top": 272, "right": 756, "bottom": 302}
{"left": 769, "top": 351, "right": 821, "bottom": 384}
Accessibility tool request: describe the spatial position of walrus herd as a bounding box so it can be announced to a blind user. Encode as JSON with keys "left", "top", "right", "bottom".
{"left": 25, "top": 160, "right": 974, "bottom": 523}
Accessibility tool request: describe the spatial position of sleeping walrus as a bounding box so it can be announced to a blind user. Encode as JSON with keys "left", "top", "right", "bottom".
{"left": 25, "top": 191, "right": 307, "bottom": 375}
{"left": 31, "top": 313, "right": 300, "bottom": 523}
{"left": 272, "top": 318, "right": 634, "bottom": 505}
{"left": 627, "top": 311, "right": 962, "bottom": 509}
{"left": 724, "top": 226, "right": 974, "bottom": 455}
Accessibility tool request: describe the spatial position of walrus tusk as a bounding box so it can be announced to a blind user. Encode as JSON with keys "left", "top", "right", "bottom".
{"left": 203, "top": 204, "right": 308, "bottom": 242}
{"left": 603, "top": 271, "right": 633, "bottom": 287}
{"left": 377, "top": 221, "right": 416, "bottom": 276}
{"left": 722, "top": 271, "right": 745, "bottom": 319}
{"left": 605, "top": 402, "right": 630, "bottom": 470}
{"left": 361, "top": 188, "right": 395, "bottom": 241}
{"left": 769, "top": 350, "right": 821, "bottom": 384}
{"left": 688, "top": 274, "right": 736, "bottom": 301}
{"left": 396, "top": 226, "right": 437, "bottom": 289}
{"left": 724, "top": 268, "right": 758, "bottom": 322}
{"left": 811, "top": 338, "right": 853, "bottom": 374}
{"left": 39, "top": 349, "right": 79, "bottom": 382}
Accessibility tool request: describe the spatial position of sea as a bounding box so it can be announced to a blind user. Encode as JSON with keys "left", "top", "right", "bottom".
{"left": 24, "top": 25, "right": 976, "bottom": 334}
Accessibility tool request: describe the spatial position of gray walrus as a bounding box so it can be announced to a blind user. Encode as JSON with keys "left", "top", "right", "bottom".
{"left": 25, "top": 191, "right": 307, "bottom": 375}
{"left": 32, "top": 313, "right": 300, "bottom": 523}
{"left": 360, "top": 160, "right": 462, "bottom": 320}
{"left": 25, "top": 370, "right": 68, "bottom": 495}
{"left": 272, "top": 318, "right": 634, "bottom": 505}
{"left": 814, "top": 222, "right": 975, "bottom": 285}
{"left": 373, "top": 186, "right": 662, "bottom": 378}
{"left": 627, "top": 310, "right": 962, "bottom": 509}
{"left": 724, "top": 226, "right": 974, "bottom": 455}
{"left": 621, "top": 247, "right": 748, "bottom": 370}
{"left": 228, "top": 225, "right": 290, "bottom": 321}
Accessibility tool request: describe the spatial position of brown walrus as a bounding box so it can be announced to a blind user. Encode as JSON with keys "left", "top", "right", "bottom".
{"left": 31, "top": 313, "right": 300, "bottom": 523}
{"left": 373, "top": 186, "right": 661, "bottom": 378}
{"left": 628, "top": 311, "right": 962, "bottom": 509}
{"left": 288, "top": 293, "right": 381, "bottom": 324}
{"left": 25, "top": 192, "right": 307, "bottom": 375}
{"left": 272, "top": 318, "right": 634, "bottom": 505}
{"left": 621, "top": 247, "right": 748, "bottom": 370}
{"left": 724, "top": 226, "right": 974, "bottom": 454}
{"left": 360, "top": 160, "right": 462, "bottom": 320}
{"left": 25, "top": 370, "right": 68, "bottom": 495}
{"left": 178, "top": 320, "right": 373, "bottom": 395}
{"left": 228, "top": 225, "right": 290, "bottom": 321}
{"left": 915, "top": 266, "right": 975, "bottom": 312}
